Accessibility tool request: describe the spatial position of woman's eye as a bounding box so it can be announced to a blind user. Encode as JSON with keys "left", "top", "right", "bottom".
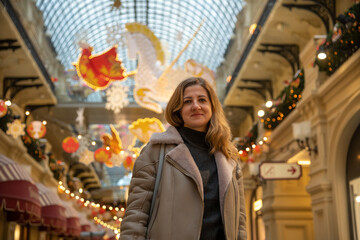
{"left": 199, "top": 98, "right": 206, "bottom": 102}
{"left": 184, "top": 100, "right": 191, "bottom": 104}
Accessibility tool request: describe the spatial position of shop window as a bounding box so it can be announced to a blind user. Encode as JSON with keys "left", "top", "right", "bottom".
{"left": 347, "top": 124, "right": 360, "bottom": 240}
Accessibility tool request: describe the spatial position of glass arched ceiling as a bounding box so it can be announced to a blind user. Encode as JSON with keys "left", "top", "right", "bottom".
{"left": 36, "top": 0, "right": 244, "bottom": 74}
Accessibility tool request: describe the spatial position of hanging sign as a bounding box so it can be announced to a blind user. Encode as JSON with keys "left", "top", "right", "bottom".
{"left": 259, "top": 162, "right": 302, "bottom": 180}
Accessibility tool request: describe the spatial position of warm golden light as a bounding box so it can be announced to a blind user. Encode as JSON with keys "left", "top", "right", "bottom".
{"left": 298, "top": 160, "right": 311, "bottom": 165}
{"left": 42, "top": 121, "right": 47, "bottom": 125}
{"left": 5, "top": 100, "right": 11, "bottom": 106}
{"left": 25, "top": 111, "right": 30, "bottom": 116}
{"left": 226, "top": 75, "right": 232, "bottom": 83}
{"left": 254, "top": 199, "right": 263, "bottom": 211}
{"left": 317, "top": 52, "right": 327, "bottom": 59}
{"left": 246, "top": 147, "right": 250, "bottom": 152}
{"left": 257, "top": 110, "right": 265, "bottom": 117}
{"left": 266, "top": 101, "right": 273, "bottom": 108}
{"left": 249, "top": 23, "right": 257, "bottom": 34}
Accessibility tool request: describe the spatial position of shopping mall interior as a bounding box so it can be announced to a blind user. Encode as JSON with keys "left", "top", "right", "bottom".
{"left": 0, "top": 0, "right": 359, "bottom": 239}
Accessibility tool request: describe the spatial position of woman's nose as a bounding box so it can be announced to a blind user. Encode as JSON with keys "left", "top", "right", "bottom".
{"left": 192, "top": 102, "right": 201, "bottom": 110}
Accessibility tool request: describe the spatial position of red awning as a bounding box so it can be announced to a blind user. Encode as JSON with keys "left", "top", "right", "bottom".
{"left": 79, "top": 212, "right": 91, "bottom": 232}
{"left": 62, "top": 200, "right": 81, "bottom": 237}
{"left": 0, "top": 154, "right": 41, "bottom": 223}
{"left": 34, "top": 183, "right": 66, "bottom": 233}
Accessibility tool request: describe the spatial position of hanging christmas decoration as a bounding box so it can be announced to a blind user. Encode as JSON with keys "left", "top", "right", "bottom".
{"left": 125, "top": 22, "right": 204, "bottom": 114}
{"left": 62, "top": 137, "right": 80, "bottom": 153}
{"left": 75, "top": 107, "right": 85, "bottom": 130}
{"left": 110, "top": 153, "right": 124, "bottom": 167}
{"left": 26, "top": 120, "right": 46, "bottom": 139}
{"left": 101, "top": 125, "right": 123, "bottom": 154}
{"left": 184, "top": 59, "right": 216, "bottom": 88}
{"left": 239, "top": 150, "right": 248, "bottom": 162}
{"left": 94, "top": 148, "right": 112, "bottom": 163}
{"left": 6, "top": 119, "right": 25, "bottom": 138}
{"left": 74, "top": 43, "right": 127, "bottom": 90}
{"left": 129, "top": 117, "right": 165, "bottom": 144}
{"left": 261, "top": 70, "right": 304, "bottom": 130}
{"left": 105, "top": 84, "right": 129, "bottom": 114}
{"left": 79, "top": 149, "right": 94, "bottom": 165}
{"left": 0, "top": 100, "right": 8, "bottom": 118}
{"left": 72, "top": 136, "right": 90, "bottom": 159}
{"left": 110, "top": 0, "right": 122, "bottom": 11}
{"left": 314, "top": 3, "right": 359, "bottom": 75}
{"left": 123, "top": 155, "right": 134, "bottom": 171}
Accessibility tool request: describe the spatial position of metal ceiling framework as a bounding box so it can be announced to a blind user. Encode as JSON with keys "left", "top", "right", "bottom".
{"left": 35, "top": 0, "right": 244, "bottom": 102}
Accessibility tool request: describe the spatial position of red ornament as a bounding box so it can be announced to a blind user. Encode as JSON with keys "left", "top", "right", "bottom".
{"left": 27, "top": 121, "right": 46, "bottom": 139}
{"left": 123, "top": 156, "right": 134, "bottom": 171}
{"left": 94, "top": 148, "right": 112, "bottom": 163}
{"left": 239, "top": 151, "right": 248, "bottom": 162}
{"left": 62, "top": 137, "right": 79, "bottom": 153}
{"left": 0, "top": 100, "right": 7, "bottom": 118}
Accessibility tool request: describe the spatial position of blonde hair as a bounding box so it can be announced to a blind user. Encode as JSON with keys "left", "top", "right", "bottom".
{"left": 165, "top": 77, "right": 239, "bottom": 160}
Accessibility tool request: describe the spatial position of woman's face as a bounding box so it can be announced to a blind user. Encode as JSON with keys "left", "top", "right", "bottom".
{"left": 180, "top": 85, "right": 212, "bottom": 132}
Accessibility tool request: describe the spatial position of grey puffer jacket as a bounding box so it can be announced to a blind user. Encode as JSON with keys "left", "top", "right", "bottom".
{"left": 120, "top": 126, "right": 247, "bottom": 240}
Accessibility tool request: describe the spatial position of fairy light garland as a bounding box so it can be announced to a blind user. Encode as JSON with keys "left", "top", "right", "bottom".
{"left": 260, "top": 69, "right": 304, "bottom": 130}
{"left": 58, "top": 181, "right": 127, "bottom": 214}
{"left": 93, "top": 216, "right": 121, "bottom": 237}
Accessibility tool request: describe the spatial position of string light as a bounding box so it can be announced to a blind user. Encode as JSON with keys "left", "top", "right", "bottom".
{"left": 58, "top": 181, "right": 126, "bottom": 215}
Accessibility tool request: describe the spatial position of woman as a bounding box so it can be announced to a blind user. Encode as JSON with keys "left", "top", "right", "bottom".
{"left": 120, "top": 77, "right": 247, "bottom": 240}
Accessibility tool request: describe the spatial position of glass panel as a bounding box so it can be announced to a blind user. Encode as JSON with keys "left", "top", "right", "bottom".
{"left": 36, "top": 0, "right": 244, "bottom": 103}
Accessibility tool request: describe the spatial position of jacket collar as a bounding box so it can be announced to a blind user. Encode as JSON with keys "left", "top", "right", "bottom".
{"left": 149, "top": 126, "right": 184, "bottom": 145}
{"left": 150, "top": 126, "right": 236, "bottom": 211}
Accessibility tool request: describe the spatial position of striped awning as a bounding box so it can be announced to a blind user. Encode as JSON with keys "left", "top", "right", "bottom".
{"left": 79, "top": 212, "right": 91, "bottom": 232}
{"left": 35, "top": 183, "right": 66, "bottom": 233}
{"left": 62, "top": 200, "right": 81, "bottom": 237}
{"left": 0, "top": 154, "right": 41, "bottom": 223}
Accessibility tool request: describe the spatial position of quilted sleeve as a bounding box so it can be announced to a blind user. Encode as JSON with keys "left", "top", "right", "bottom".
{"left": 119, "top": 144, "right": 158, "bottom": 240}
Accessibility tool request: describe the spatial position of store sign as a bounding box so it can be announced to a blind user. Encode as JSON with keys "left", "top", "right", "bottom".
{"left": 259, "top": 162, "right": 302, "bottom": 180}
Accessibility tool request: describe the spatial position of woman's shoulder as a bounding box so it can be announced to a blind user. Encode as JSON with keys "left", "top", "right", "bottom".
{"left": 149, "top": 126, "right": 183, "bottom": 145}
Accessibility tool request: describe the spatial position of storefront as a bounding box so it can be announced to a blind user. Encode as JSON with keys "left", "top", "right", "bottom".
{"left": 0, "top": 154, "right": 41, "bottom": 240}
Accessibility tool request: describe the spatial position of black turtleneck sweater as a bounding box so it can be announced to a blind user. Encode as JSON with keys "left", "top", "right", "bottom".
{"left": 178, "top": 127, "right": 226, "bottom": 240}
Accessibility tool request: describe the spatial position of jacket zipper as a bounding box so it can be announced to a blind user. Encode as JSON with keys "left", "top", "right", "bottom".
{"left": 166, "top": 156, "right": 204, "bottom": 239}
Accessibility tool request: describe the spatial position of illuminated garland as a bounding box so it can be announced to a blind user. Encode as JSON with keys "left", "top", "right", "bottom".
{"left": 93, "top": 216, "right": 120, "bottom": 238}
{"left": 236, "top": 123, "right": 258, "bottom": 151}
{"left": 261, "top": 69, "right": 304, "bottom": 130}
{"left": 315, "top": 3, "right": 359, "bottom": 75}
{"left": 58, "top": 181, "right": 126, "bottom": 219}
